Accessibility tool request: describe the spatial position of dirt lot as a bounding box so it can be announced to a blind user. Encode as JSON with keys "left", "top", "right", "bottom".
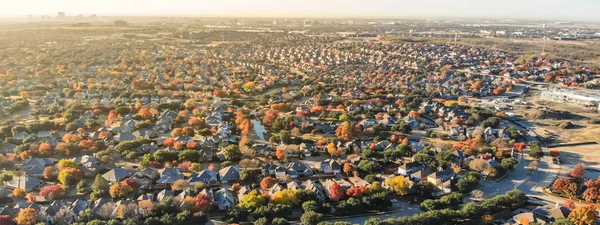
{"left": 511, "top": 91, "right": 600, "bottom": 143}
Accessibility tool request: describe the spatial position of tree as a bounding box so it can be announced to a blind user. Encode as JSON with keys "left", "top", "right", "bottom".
{"left": 57, "top": 159, "right": 78, "bottom": 169}
{"left": 260, "top": 177, "right": 277, "bottom": 189}
{"left": 92, "top": 174, "right": 109, "bottom": 198}
{"left": 550, "top": 149, "right": 561, "bottom": 158}
{"left": 335, "top": 122, "right": 354, "bottom": 141}
{"left": 571, "top": 163, "right": 585, "bottom": 179}
{"left": 39, "top": 185, "right": 65, "bottom": 200}
{"left": 43, "top": 167, "right": 56, "bottom": 180}
{"left": 563, "top": 199, "right": 577, "bottom": 210}
{"left": 263, "top": 110, "right": 279, "bottom": 126}
{"left": 58, "top": 168, "right": 82, "bottom": 186}
{"left": 223, "top": 145, "right": 242, "bottom": 161}
{"left": 138, "top": 108, "right": 153, "bottom": 120}
{"left": 469, "top": 159, "right": 490, "bottom": 172}
{"left": 552, "top": 178, "right": 578, "bottom": 198}
{"left": 300, "top": 211, "right": 323, "bottom": 225}
{"left": 583, "top": 178, "right": 600, "bottom": 203}
{"left": 0, "top": 173, "right": 12, "bottom": 182}
{"left": 329, "top": 183, "right": 345, "bottom": 201}
{"left": 272, "top": 218, "right": 289, "bottom": 225}
{"left": 302, "top": 201, "right": 318, "bottom": 212}
{"left": 343, "top": 163, "right": 353, "bottom": 175}
{"left": 555, "top": 219, "right": 575, "bottom": 225}
{"left": 529, "top": 142, "right": 544, "bottom": 160}
{"left": 193, "top": 194, "right": 211, "bottom": 212}
{"left": 457, "top": 173, "right": 480, "bottom": 193}
{"left": 346, "top": 186, "right": 369, "bottom": 197}
{"left": 239, "top": 190, "right": 265, "bottom": 211}
{"left": 276, "top": 148, "right": 285, "bottom": 160}
{"left": 385, "top": 176, "right": 410, "bottom": 196}
{"left": 171, "top": 180, "right": 190, "bottom": 191}
{"left": 569, "top": 205, "right": 598, "bottom": 225}
{"left": 271, "top": 189, "right": 300, "bottom": 206}
{"left": 109, "top": 182, "right": 133, "bottom": 199}
{"left": 327, "top": 143, "right": 344, "bottom": 156}
{"left": 482, "top": 214, "right": 494, "bottom": 224}
{"left": 13, "top": 188, "right": 25, "bottom": 198}
{"left": 0, "top": 215, "right": 14, "bottom": 225}
{"left": 25, "top": 193, "right": 35, "bottom": 203}
{"left": 15, "top": 208, "right": 37, "bottom": 225}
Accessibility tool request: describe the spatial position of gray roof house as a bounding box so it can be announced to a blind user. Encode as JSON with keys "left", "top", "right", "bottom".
{"left": 157, "top": 168, "right": 184, "bottom": 184}
{"left": 5, "top": 176, "right": 44, "bottom": 191}
{"left": 102, "top": 168, "right": 133, "bottom": 184}
{"left": 188, "top": 170, "right": 218, "bottom": 185}
{"left": 218, "top": 166, "right": 240, "bottom": 184}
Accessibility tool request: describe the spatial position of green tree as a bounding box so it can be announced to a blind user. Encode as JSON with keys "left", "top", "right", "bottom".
{"left": 92, "top": 174, "right": 109, "bottom": 198}
{"left": 223, "top": 145, "right": 242, "bottom": 161}
{"left": 300, "top": 211, "right": 323, "bottom": 225}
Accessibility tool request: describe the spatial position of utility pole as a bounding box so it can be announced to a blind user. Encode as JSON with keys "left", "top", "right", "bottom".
{"left": 454, "top": 33, "right": 458, "bottom": 45}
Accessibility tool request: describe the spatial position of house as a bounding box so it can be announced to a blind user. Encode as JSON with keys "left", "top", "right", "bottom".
{"left": 397, "top": 162, "right": 420, "bottom": 176}
{"left": 268, "top": 183, "right": 284, "bottom": 196}
{"left": 301, "top": 180, "right": 326, "bottom": 202}
{"left": 532, "top": 205, "right": 571, "bottom": 223}
{"left": 427, "top": 170, "right": 455, "bottom": 186}
{"left": 215, "top": 188, "right": 235, "bottom": 210}
{"left": 286, "top": 162, "right": 314, "bottom": 178}
{"left": 102, "top": 168, "right": 133, "bottom": 184}
{"left": 513, "top": 212, "right": 546, "bottom": 225}
{"left": 5, "top": 176, "right": 44, "bottom": 191}
{"left": 156, "top": 189, "right": 174, "bottom": 202}
{"left": 72, "top": 155, "right": 99, "bottom": 164}
{"left": 320, "top": 159, "right": 341, "bottom": 174}
{"left": 157, "top": 168, "right": 185, "bottom": 184}
{"left": 19, "top": 158, "right": 51, "bottom": 177}
{"left": 409, "top": 167, "right": 434, "bottom": 182}
{"left": 188, "top": 170, "right": 218, "bottom": 185}
{"left": 219, "top": 166, "right": 240, "bottom": 183}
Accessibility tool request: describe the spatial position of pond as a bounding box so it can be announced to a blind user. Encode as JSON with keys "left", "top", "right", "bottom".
{"left": 252, "top": 119, "right": 266, "bottom": 141}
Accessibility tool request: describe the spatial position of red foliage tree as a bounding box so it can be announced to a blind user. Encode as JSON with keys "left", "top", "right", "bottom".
{"left": 186, "top": 142, "right": 199, "bottom": 149}
{"left": 39, "top": 185, "right": 65, "bottom": 200}
{"left": 260, "top": 177, "right": 277, "bottom": 189}
{"left": 193, "top": 194, "right": 212, "bottom": 212}
{"left": 0, "top": 215, "right": 13, "bottom": 225}
{"left": 563, "top": 199, "right": 576, "bottom": 210}
{"left": 329, "top": 183, "right": 345, "bottom": 201}
{"left": 571, "top": 163, "right": 585, "bottom": 179}
{"left": 316, "top": 140, "right": 326, "bottom": 147}
{"left": 275, "top": 148, "right": 285, "bottom": 160}
{"left": 346, "top": 186, "right": 369, "bottom": 197}
{"left": 549, "top": 149, "right": 560, "bottom": 158}
{"left": 263, "top": 110, "right": 279, "bottom": 126}
{"left": 583, "top": 178, "right": 600, "bottom": 203}
{"left": 552, "top": 178, "right": 577, "bottom": 197}
{"left": 178, "top": 161, "right": 192, "bottom": 171}
{"left": 163, "top": 138, "right": 175, "bottom": 147}
{"left": 493, "top": 87, "right": 506, "bottom": 95}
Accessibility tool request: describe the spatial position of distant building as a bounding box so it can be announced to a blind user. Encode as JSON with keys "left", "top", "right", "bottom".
{"left": 541, "top": 86, "right": 600, "bottom": 111}
{"left": 57, "top": 12, "right": 65, "bottom": 19}
{"left": 113, "top": 20, "right": 128, "bottom": 26}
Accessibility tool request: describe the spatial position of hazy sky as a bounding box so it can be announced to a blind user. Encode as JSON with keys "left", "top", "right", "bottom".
{"left": 1, "top": 0, "right": 599, "bottom": 21}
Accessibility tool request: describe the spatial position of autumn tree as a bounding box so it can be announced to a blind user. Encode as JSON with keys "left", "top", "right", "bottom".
{"left": 109, "top": 182, "right": 133, "bottom": 199}
{"left": 43, "top": 166, "right": 56, "bottom": 180}
{"left": 583, "top": 178, "right": 600, "bottom": 203}
{"left": 329, "top": 183, "right": 345, "bottom": 201}
{"left": 271, "top": 189, "right": 301, "bottom": 206}
{"left": 562, "top": 199, "right": 576, "bottom": 210}
{"left": 346, "top": 186, "right": 369, "bottom": 198}
{"left": 263, "top": 110, "right": 279, "bottom": 126}
{"left": 275, "top": 148, "right": 285, "bottom": 160}
{"left": 171, "top": 180, "right": 190, "bottom": 191}
{"left": 260, "top": 177, "right": 277, "bottom": 189}
{"left": 193, "top": 194, "right": 212, "bottom": 212}
{"left": 335, "top": 122, "right": 354, "bottom": 141}
{"left": 571, "top": 163, "right": 585, "bottom": 179}
{"left": 15, "top": 208, "right": 37, "bottom": 225}
{"left": 569, "top": 205, "right": 599, "bottom": 225}
{"left": 385, "top": 176, "right": 410, "bottom": 196}
{"left": 552, "top": 178, "right": 578, "bottom": 198}
{"left": 138, "top": 108, "right": 153, "bottom": 120}
{"left": 239, "top": 190, "right": 266, "bottom": 211}
{"left": 343, "top": 163, "right": 353, "bottom": 175}
{"left": 39, "top": 185, "right": 65, "bottom": 200}
{"left": 13, "top": 188, "right": 25, "bottom": 198}
{"left": 327, "top": 143, "right": 344, "bottom": 157}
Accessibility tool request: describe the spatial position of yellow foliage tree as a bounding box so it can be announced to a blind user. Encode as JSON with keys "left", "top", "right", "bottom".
{"left": 385, "top": 176, "right": 411, "bottom": 196}
{"left": 15, "top": 208, "right": 37, "bottom": 225}
{"left": 270, "top": 189, "right": 299, "bottom": 206}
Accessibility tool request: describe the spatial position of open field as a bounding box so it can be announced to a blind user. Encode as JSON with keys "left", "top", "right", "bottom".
{"left": 383, "top": 36, "right": 600, "bottom": 66}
